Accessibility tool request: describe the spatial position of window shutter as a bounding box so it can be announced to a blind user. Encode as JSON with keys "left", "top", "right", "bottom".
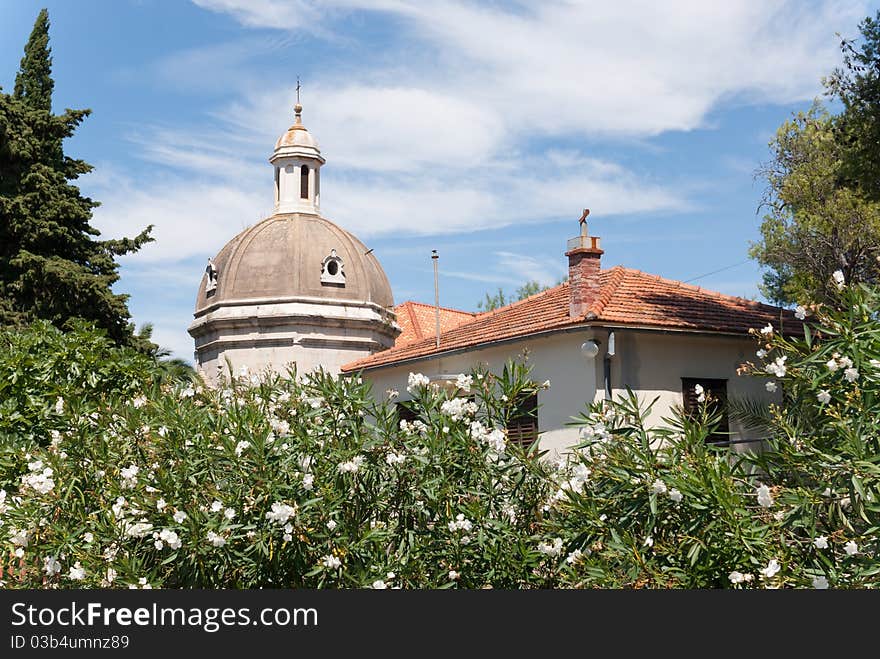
{"left": 506, "top": 392, "right": 539, "bottom": 447}
{"left": 681, "top": 378, "right": 729, "bottom": 443}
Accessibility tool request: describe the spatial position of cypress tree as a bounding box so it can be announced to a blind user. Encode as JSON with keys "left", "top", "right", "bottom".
{"left": 0, "top": 9, "right": 154, "bottom": 348}
{"left": 13, "top": 8, "right": 54, "bottom": 113}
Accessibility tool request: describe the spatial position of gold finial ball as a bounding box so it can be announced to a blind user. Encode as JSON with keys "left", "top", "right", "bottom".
{"left": 294, "top": 103, "right": 303, "bottom": 115}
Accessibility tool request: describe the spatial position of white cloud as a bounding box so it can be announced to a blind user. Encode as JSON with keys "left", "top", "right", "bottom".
{"left": 493, "top": 251, "right": 565, "bottom": 288}
{"left": 85, "top": 169, "right": 270, "bottom": 264}
{"left": 196, "top": 0, "right": 869, "bottom": 137}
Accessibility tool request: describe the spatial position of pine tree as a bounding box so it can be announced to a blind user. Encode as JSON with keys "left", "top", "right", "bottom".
{"left": 0, "top": 9, "right": 154, "bottom": 348}
{"left": 13, "top": 8, "right": 54, "bottom": 113}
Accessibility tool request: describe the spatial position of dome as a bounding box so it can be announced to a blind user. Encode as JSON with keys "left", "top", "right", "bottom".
{"left": 271, "top": 103, "right": 324, "bottom": 164}
{"left": 194, "top": 213, "right": 394, "bottom": 314}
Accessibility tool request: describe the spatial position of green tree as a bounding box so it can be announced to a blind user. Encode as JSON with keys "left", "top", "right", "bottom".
{"left": 751, "top": 104, "right": 880, "bottom": 306}
{"left": 476, "top": 280, "right": 551, "bottom": 312}
{"left": 826, "top": 11, "right": 880, "bottom": 200}
{"left": 0, "top": 9, "right": 153, "bottom": 347}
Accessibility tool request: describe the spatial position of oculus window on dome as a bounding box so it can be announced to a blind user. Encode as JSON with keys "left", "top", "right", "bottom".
{"left": 321, "top": 249, "right": 345, "bottom": 286}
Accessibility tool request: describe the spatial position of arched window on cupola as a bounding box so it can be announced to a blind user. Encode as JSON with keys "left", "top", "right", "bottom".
{"left": 300, "top": 165, "right": 309, "bottom": 199}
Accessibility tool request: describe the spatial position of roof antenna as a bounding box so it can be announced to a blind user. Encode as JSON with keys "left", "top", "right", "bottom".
{"left": 432, "top": 250, "right": 440, "bottom": 348}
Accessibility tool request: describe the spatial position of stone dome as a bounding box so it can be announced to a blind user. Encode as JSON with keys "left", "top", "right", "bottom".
{"left": 195, "top": 212, "right": 394, "bottom": 314}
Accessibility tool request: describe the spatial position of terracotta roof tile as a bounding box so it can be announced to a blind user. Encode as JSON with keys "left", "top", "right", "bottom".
{"left": 393, "top": 301, "right": 476, "bottom": 346}
{"left": 344, "top": 266, "right": 795, "bottom": 372}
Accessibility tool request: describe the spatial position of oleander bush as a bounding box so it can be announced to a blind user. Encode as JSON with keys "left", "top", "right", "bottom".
{"left": 1, "top": 276, "right": 878, "bottom": 588}
{"left": 540, "top": 277, "right": 880, "bottom": 588}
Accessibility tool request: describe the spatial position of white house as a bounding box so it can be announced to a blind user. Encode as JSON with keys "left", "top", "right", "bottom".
{"left": 342, "top": 225, "right": 793, "bottom": 455}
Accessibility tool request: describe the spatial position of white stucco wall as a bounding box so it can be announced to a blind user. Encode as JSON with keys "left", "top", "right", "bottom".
{"left": 355, "top": 327, "right": 775, "bottom": 458}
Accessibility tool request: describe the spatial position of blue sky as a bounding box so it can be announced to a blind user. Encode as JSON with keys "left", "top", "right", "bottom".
{"left": 2, "top": 0, "right": 877, "bottom": 361}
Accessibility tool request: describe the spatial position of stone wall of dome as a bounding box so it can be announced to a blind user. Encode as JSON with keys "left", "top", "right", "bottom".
{"left": 194, "top": 213, "right": 394, "bottom": 313}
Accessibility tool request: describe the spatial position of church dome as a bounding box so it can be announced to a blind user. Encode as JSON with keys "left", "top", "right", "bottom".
{"left": 194, "top": 212, "right": 394, "bottom": 314}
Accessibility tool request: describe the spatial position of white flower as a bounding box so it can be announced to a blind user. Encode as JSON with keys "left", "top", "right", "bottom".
{"left": 448, "top": 570, "right": 460, "bottom": 580}
{"left": 760, "top": 324, "right": 774, "bottom": 336}
{"left": 668, "top": 488, "right": 683, "bottom": 503}
{"left": 795, "top": 305, "right": 807, "bottom": 320}
{"left": 54, "top": 397, "right": 64, "bottom": 415}
{"left": 765, "top": 381, "right": 777, "bottom": 393}
{"left": 172, "top": 510, "right": 187, "bottom": 524}
{"left": 21, "top": 466, "right": 55, "bottom": 495}
{"left": 728, "top": 571, "right": 746, "bottom": 584}
{"left": 756, "top": 349, "right": 767, "bottom": 359}
{"left": 266, "top": 502, "right": 297, "bottom": 525}
{"left": 760, "top": 559, "right": 781, "bottom": 579}
{"left": 870, "top": 359, "right": 880, "bottom": 369}
{"left": 826, "top": 357, "right": 840, "bottom": 372}
{"left": 814, "top": 536, "right": 829, "bottom": 549}
{"left": 448, "top": 514, "right": 474, "bottom": 533}
{"left": 210, "top": 500, "right": 223, "bottom": 513}
{"left": 321, "top": 555, "right": 341, "bottom": 569}
{"left": 385, "top": 388, "right": 399, "bottom": 400}
{"left": 68, "top": 562, "right": 86, "bottom": 581}
{"left": 756, "top": 484, "right": 774, "bottom": 508}
{"left": 337, "top": 455, "right": 365, "bottom": 474}
{"left": 538, "top": 538, "right": 564, "bottom": 557}
{"left": 83, "top": 532, "right": 94, "bottom": 544}
{"left": 455, "top": 373, "right": 473, "bottom": 393}
{"left": 224, "top": 507, "right": 236, "bottom": 520}
{"left": 159, "top": 529, "right": 182, "bottom": 550}
{"left": 643, "top": 536, "right": 654, "bottom": 548}
{"left": 817, "top": 390, "right": 831, "bottom": 405}
{"left": 844, "top": 367, "right": 859, "bottom": 382}
{"left": 385, "top": 451, "right": 406, "bottom": 466}
{"left": 124, "top": 521, "right": 154, "bottom": 538}
{"left": 372, "top": 580, "right": 388, "bottom": 589}
{"left": 440, "top": 397, "right": 478, "bottom": 421}
{"left": 155, "top": 498, "right": 167, "bottom": 512}
{"left": 651, "top": 479, "right": 668, "bottom": 495}
{"left": 407, "top": 372, "right": 431, "bottom": 392}
{"left": 765, "top": 356, "right": 788, "bottom": 377}
{"left": 302, "top": 473, "right": 315, "bottom": 490}
{"left": 832, "top": 270, "right": 845, "bottom": 289}
{"left": 132, "top": 395, "right": 147, "bottom": 408}
{"left": 180, "top": 386, "right": 195, "bottom": 399}
{"left": 206, "top": 531, "right": 226, "bottom": 547}
{"left": 694, "top": 383, "right": 705, "bottom": 403}
{"left": 541, "top": 379, "right": 551, "bottom": 389}
{"left": 234, "top": 441, "right": 250, "bottom": 456}
{"left": 565, "top": 549, "right": 588, "bottom": 565}
{"left": 844, "top": 540, "right": 859, "bottom": 556}
{"left": 812, "top": 575, "right": 829, "bottom": 589}
{"left": 120, "top": 464, "right": 139, "bottom": 489}
{"left": 326, "top": 520, "right": 338, "bottom": 532}
{"left": 43, "top": 556, "right": 61, "bottom": 576}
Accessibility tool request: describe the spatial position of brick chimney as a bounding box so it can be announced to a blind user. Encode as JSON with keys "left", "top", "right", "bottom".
{"left": 565, "top": 223, "right": 603, "bottom": 319}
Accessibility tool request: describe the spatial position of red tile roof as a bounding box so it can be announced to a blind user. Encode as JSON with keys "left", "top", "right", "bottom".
{"left": 393, "top": 301, "right": 477, "bottom": 346}
{"left": 343, "top": 266, "right": 794, "bottom": 372}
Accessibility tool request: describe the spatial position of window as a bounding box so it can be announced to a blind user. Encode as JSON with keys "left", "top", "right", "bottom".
{"left": 506, "top": 392, "right": 539, "bottom": 447}
{"left": 681, "top": 377, "right": 729, "bottom": 443}
{"left": 300, "top": 165, "right": 309, "bottom": 199}
{"left": 320, "top": 249, "right": 345, "bottom": 285}
{"left": 396, "top": 401, "right": 420, "bottom": 424}
{"left": 274, "top": 167, "right": 280, "bottom": 203}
